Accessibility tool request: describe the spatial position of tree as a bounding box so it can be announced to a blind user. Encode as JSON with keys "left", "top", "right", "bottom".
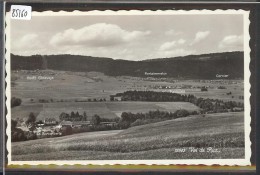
{"left": 71, "top": 111, "right": 75, "bottom": 117}
{"left": 11, "top": 119, "right": 17, "bottom": 130}
{"left": 201, "top": 87, "right": 208, "bottom": 91}
{"left": 61, "top": 126, "right": 72, "bottom": 135}
{"left": 83, "top": 112, "right": 88, "bottom": 121}
{"left": 26, "top": 112, "right": 37, "bottom": 131}
{"left": 91, "top": 115, "right": 101, "bottom": 125}
{"left": 11, "top": 97, "right": 22, "bottom": 108}
{"left": 59, "top": 112, "right": 67, "bottom": 121}
{"left": 175, "top": 109, "right": 190, "bottom": 118}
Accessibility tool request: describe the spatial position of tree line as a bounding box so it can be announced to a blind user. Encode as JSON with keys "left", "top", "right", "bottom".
{"left": 59, "top": 111, "right": 118, "bottom": 123}
{"left": 112, "top": 91, "right": 244, "bottom": 113}
{"left": 118, "top": 109, "right": 196, "bottom": 129}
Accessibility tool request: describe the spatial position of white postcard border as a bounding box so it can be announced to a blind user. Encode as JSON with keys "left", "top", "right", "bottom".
{"left": 5, "top": 9, "right": 251, "bottom": 166}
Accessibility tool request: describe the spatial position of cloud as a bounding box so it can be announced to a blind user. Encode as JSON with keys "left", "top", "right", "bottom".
{"left": 165, "top": 29, "right": 182, "bottom": 36}
{"left": 11, "top": 33, "right": 50, "bottom": 56}
{"left": 218, "top": 35, "right": 243, "bottom": 50}
{"left": 13, "top": 34, "right": 39, "bottom": 49}
{"left": 191, "top": 31, "right": 210, "bottom": 45}
{"left": 50, "top": 23, "right": 151, "bottom": 47}
{"left": 159, "top": 39, "right": 186, "bottom": 51}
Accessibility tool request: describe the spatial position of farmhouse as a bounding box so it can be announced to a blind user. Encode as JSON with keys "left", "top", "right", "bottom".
{"left": 59, "top": 120, "right": 92, "bottom": 128}
{"left": 110, "top": 95, "right": 122, "bottom": 101}
{"left": 59, "top": 121, "right": 73, "bottom": 127}
{"left": 100, "top": 122, "right": 117, "bottom": 127}
{"left": 44, "top": 118, "right": 57, "bottom": 125}
{"left": 233, "top": 107, "right": 244, "bottom": 112}
{"left": 71, "top": 121, "right": 91, "bottom": 128}
{"left": 114, "top": 96, "right": 122, "bottom": 101}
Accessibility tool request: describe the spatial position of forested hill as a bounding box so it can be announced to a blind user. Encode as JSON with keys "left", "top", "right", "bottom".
{"left": 11, "top": 51, "right": 243, "bottom": 79}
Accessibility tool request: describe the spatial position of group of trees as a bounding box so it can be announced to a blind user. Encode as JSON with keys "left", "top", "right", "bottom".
{"left": 59, "top": 111, "right": 88, "bottom": 121}
{"left": 75, "top": 98, "right": 107, "bottom": 102}
{"left": 11, "top": 112, "right": 37, "bottom": 142}
{"left": 113, "top": 91, "right": 244, "bottom": 113}
{"left": 118, "top": 109, "right": 196, "bottom": 129}
{"left": 59, "top": 111, "right": 118, "bottom": 125}
{"left": 11, "top": 97, "right": 22, "bottom": 108}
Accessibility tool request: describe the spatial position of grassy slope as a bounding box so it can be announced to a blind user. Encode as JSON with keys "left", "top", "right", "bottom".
{"left": 12, "top": 112, "right": 244, "bottom": 160}
{"left": 11, "top": 70, "right": 244, "bottom": 102}
{"left": 11, "top": 101, "right": 200, "bottom": 120}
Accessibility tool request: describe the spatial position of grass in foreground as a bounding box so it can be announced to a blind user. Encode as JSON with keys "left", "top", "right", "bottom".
{"left": 11, "top": 112, "right": 244, "bottom": 160}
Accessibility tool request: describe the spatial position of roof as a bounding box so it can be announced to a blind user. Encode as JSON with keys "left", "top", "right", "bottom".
{"left": 60, "top": 121, "right": 73, "bottom": 125}
{"left": 60, "top": 121, "right": 91, "bottom": 125}
{"left": 72, "top": 121, "right": 91, "bottom": 125}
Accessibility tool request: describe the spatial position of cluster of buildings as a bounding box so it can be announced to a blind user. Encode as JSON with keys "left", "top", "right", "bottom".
{"left": 34, "top": 118, "right": 118, "bottom": 136}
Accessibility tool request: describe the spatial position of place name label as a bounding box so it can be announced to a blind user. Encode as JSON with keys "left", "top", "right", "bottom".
{"left": 27, "top": 76, "right": 54, "bottom": 80}
{"left": 145, "top": 72, "right": 167, "bottom": 76}
{"left": 216, "top": 74, "right": 229, "bottom": 78}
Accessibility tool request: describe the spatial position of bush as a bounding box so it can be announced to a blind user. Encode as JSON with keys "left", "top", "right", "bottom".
{"left": 61, "top": 126, "right": 73, "bottom": 135}
{"left": 11, "top": 97, "right": 22, "bottom": 108}
{"left": 11, "top": 128, "right": 26, "bottom": 142}
{"left": 175, "top": 109, "right": 190, "bottom": 118}
{"left": 24, "top": 131, "right": 37, "bottom": 140}
{"left": 118, "top": 120, "right": 131, "bottom": 129}
{"left": 201, "top": 87, "right": 208, "bottom": 91}
{"left": 130, "top": 119, "right": 143, "bottom": 127}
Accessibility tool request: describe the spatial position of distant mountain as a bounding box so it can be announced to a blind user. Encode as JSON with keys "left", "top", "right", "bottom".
{"left": 11, "top": 51, "right": 243, "bottom": 79}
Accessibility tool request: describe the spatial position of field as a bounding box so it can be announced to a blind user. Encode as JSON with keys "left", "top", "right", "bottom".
{"left": 11, "top": 70, "right": 244, "bottom": 103}
{"left": 11, "top": 70, "right": 243, "bottom": 121}
{"left": 11, "top": 101, "right": 199, "bottom": 121}
{"left": 12, "top": 112, "right": 244, "bottom": 160}
{"left": 10, "top": 70, "right": 245, "bottom": 160}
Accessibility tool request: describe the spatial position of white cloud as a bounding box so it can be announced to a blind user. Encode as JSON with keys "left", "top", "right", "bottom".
{"left": 218, "top": 35, "right": 243, "bottom": 50}
{"left": 165, "top": 29, "right": 182, "bottom": 36}
{"left": 50, "top": 23, "right": 151, "bottom": 47}
{"left": 178, "top": 39, "right": 186, "bottom": 45}
{"left": 11, "top": 33, "right": 50, "bottom": 56}
{"left": 191, "top": 31, "right": 210, "bottom": 45}
{"left": 13, "top": 34, "right": 39, "bottom": 49}
{"left": 159, "top": 39, "right": 186, "bottom": 51}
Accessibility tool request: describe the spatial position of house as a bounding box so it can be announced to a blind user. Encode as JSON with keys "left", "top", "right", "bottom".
{"left": 44, "top": 118, "right": 57, "bottom": 125}
{"left": 233, "top": 107, "right": 244, "bottom": 112}
{"left": 59, "top": 121, "right": 73, "bottom": 127}
{"left": 71, "top": 121, "right": 91, "bottom": 128}
{"left": 110, "top": 95, "right": 122, "bottom": 101}
{"left": 58, "top": 120, "right": 92, "bottom": 128}
{"left": 100, "top": 122, "right": 117, "bottom": 127}
{"left": 114, "top": 96, "right": 122, "bottom": 101}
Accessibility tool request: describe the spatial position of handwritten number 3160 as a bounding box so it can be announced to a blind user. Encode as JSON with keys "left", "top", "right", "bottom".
{"left": 12, "top": 9, "right": 28, "bottom": 18}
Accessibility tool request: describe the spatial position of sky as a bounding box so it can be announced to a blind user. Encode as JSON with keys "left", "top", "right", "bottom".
{"left": 11, "top": 14, "right": 244, "bottom": 61}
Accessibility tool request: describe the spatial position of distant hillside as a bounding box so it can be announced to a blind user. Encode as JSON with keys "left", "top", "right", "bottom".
{"left": 11, "top": 51, "right": 243, "bottom": 79}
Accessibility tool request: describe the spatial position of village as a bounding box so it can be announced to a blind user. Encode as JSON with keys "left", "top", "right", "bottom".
{"left": 15, "top": 113, "right": 118, "bottom": 140}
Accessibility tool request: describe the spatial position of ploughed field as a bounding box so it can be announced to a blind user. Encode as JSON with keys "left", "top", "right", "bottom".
{"left": 11, "top": 101, "right": 199, "bottom": 121}
{"left": 12, "top": 112, "right": 244, "bottom": 160}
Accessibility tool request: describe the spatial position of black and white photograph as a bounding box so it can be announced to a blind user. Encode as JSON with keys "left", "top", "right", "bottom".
{"left": 6, "top": 10, "right": 251, "bottom": 165}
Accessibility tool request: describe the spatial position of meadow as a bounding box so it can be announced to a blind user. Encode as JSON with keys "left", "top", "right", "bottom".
{"left": 11, "top": 70, "right": 243, "bottom": 121}
{"left": 10, "top": 70, "right": 245, "bottom": 160}
{"left": 12, "top": 112, "right": 244, "bottom": 160}
{"left": 11, "top": 70, "right": 244, "bottom": 103}
{"left": 11, "top": 101, "right": 199, "bottom": 121}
